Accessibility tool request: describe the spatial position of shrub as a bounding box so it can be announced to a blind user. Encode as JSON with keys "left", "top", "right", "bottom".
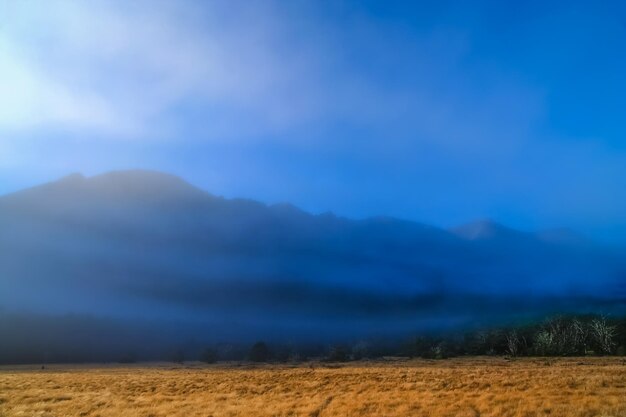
{"left": 249, "top": 342, "right": 270, "bottom": 362}
{"left": 118, "top": 352, "right": 136, "bottom": 364}
{"left": 589, "top": 317, "right": 617, "bottom": 355}
{"left": 327, "top": 345, "right": 349, "bottom": 362}
{"left": 201, "top": 348, "right": 218, "bottom": 364}
{"left": 505, "top": 331, "right": 522, "bottom": 357}
{"left": 351, "top": 341, "right": 371, "bottom": 360}
{"left": 170, "top": 349, "right": 185, "bottom": 364}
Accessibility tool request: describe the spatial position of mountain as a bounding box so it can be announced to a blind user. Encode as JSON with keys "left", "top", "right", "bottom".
{"left": 535, "top": 228, "right": 591, "bottom": 246}
{"left": 0, "top": 170, "right": 624, "bottom": 362}
{"left": 451, "top": 219, "right": 528, "bottom": 241}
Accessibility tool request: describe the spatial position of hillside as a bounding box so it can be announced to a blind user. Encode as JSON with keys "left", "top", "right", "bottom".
{"left": 0, "top": 170, "right": 624, "bottom": 361}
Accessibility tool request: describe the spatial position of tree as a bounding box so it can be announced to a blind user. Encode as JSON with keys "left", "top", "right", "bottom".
{"left": 534, "top": 316, "right": 587, "bottom": 356}
{"left": 351, "top": 341, "right": 371, "bottom": 360}
{"left": 118, "top": 352, "right": 136, "bottom": 364}
{"left": 505, "top": 330, "right": 522, "bottom": 357}
{"left": 409, "top": 336, "right": 439, "bottom": 358}
{"left": 327, "top": 344, "right": 349, "bottom": 362}
{"left": 464, "top": 331, "right": 489, "bottom": 355}
{"left": 534, "top": 330, "right": 555, "bottom": 356}
{"left": 249, "top": 341, "right": 270, "bottom": 362}
{"left": 170, "top": 349, "right": 185, "bottom": 364}
{"left": 201, "top": 347, "right": 218, "bottom": 364}
{"left": 589, "top": 317, "right": 617, "bottom": 355}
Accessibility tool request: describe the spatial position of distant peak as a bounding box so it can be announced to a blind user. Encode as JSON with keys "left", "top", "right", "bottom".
{"left": 84, "top": 169, "right": 208, "bottom": 198}
{"left": 270, "top": 202, "right": 303, "bottom": 213}
{"left": 536, "top": 228, "right": 590, "bottom": 246}
{"left": 58, "top": 172, "right": 85, "bottom": 183}
{"left": 318, "top": 211, "right": 338, "bottom": 219}
{"left": 90, "top": 169, "right": 186, "bottom": 184}
{"left": 451, "top": 218, "right": 519, "bottom": 240}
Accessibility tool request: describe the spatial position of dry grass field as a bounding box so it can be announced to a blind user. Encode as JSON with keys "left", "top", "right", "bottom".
{"left": 1, "top": 357, "right": 625, "bottom": 417}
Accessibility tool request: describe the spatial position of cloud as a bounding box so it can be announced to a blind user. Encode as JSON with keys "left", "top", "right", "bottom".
{"left": 0, "top": 37, "right": 120, "bottom": 133}
{"left": 0, "top": 0, "right": 545, "bottom": 147}
{"left": 0, "top": 0, "right": 343, "bottom": 141}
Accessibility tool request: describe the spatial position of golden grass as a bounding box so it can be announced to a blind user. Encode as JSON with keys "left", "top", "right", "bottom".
{"left": 1, "top": 357, "right": 626, "bottom": 417}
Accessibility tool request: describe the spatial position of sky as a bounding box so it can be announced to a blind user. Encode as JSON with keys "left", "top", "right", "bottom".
{"left": 0, "top": 0, "right": 625, "bottom": 242}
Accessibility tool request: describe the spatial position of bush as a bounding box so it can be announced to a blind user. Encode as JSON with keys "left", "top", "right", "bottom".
{"left": 406, "top": 337, "right": 454, "bottom": 359}
{"left": 532, "top": 317, "right": 590, "bottom": 356}
{"left": 534, "top": 330, "right": 555, "bottom": 356}
{"left": 170, "top": 349, "right": 185, "bottom": 364}
{"left": 589, "top": 317, "right": 617, "bottom": 355}
{"left": 249, "top": 342, "right": 270, "bottom": 362}
{"left": 201, "top": 348, "right": 218, "bottom": 364}
{"left": 327, "top": 345, "right": 349, "bottom": 362}
{"left": 425, "top": 315, "right": 623, "bottom": 358}
{"left": 505, "top": 331, "right": 523, "bottom": 357}
{"left": 118, "top": 352, "right": 136, "bottom": 364}
{"left": 409, "top": 336, "right": 436, "bottom": 358}
{"left": 351, "top": 341, "right": 371, "bottom": 360}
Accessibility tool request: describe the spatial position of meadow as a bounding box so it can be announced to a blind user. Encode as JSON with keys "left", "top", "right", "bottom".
{"left": 1, "top": 357, "right": 626, "bottom": 417}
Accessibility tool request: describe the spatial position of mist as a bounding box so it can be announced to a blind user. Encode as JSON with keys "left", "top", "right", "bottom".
{"left": 0, "top": 170, "right": 624, "bottom": 363}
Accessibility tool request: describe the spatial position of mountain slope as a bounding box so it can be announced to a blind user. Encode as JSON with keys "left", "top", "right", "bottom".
{"left": 0, "top": 170, "right": 624, "bottom": 354}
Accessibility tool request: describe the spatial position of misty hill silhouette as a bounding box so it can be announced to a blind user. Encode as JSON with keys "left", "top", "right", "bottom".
{"left": 0, "top": 170, "right": 624, "bottom": 361}
{"left": 451, "top": 219, "right": 527, "bottom": 241}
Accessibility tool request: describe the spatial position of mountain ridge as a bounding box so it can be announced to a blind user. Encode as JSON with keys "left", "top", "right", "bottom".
{"left": 0, "top": 169, "right": 623, "bottom": 349}
{"left": 0, "top": 170, "right": 590, "bottom": 243}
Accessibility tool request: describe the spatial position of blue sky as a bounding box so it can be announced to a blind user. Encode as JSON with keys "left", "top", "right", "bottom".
{"left": 0, "top": 0, "right": 625, "bottom": 241}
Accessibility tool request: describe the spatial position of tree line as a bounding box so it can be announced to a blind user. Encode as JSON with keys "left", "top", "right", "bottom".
{"left": 191, "top": 315, "right": 626, "bottom": 364}
{"left": 410, "top": 315, "right": 625, "bottom": 359}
